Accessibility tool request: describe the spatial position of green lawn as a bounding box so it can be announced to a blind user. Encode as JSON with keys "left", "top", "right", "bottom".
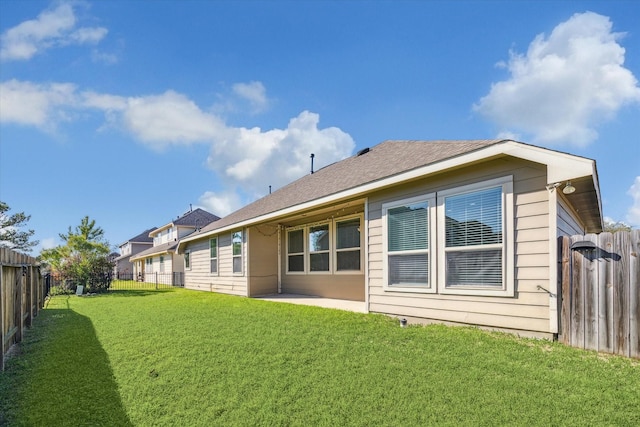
{"left": 1, "top": 288, "right": 639, "bottom": 426}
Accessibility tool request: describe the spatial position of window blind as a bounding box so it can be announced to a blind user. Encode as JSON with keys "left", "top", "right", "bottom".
{"left": 388, "top": 202, "right": 428, "bottom": 252}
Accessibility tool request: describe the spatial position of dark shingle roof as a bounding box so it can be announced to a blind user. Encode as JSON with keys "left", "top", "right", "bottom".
{"left": 130, "top": 240, "right": 180, "bottom": 260}
{"left": 125, "top": 227, "right": 157, "bottom": 244}
{"left": 198, "top": 139, "right": 505, "bottom": 234}
{"left": 174, "top": 208, "right": 220, "bottom": 227}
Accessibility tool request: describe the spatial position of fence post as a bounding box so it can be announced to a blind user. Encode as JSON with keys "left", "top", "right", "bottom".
{"left": 1, "top": 256, "right": 5, "bottom": 371}
{"left": 560, "top": 236, "right": 571, "bottom": 344}
{"left": 630, "top": 229, "right": 640, "bottom": 358}
{"left": 14, "top": 265, "right": 22, "bottom": 345}
{"left": 25, "top": 266, "right": 32, "bottom": 328}
{"left": 155, "top": 272, "right": 158, "bottom": 290}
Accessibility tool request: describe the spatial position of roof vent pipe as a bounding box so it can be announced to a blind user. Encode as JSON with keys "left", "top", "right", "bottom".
{"left": 310, "top": 153, "right": 315, "bottom": 174}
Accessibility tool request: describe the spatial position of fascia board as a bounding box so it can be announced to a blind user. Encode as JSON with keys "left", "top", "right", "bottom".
{"left": 151, "top": 223, "right": 174, "bottom": 236}
{"left": 499, "top": 142, "right": 595, "bottom": 184}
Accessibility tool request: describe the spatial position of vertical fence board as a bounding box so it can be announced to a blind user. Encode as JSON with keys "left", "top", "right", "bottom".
{"left": 560, "top": 236, "right": 571, "bottom": 344}
{"left": 584, "top": 234, "right": 599, "bottom": 351}
{"left": 570, "top": 235, "right": 585, "bottom": 349}
{"left": 630, "top": 230, "right": 640, "bottom": 358}
{"left": 598, "top": 233, "right": 614, "bottom": 354}
{"left": 0, "top": 262, "right": 4, "bottom": 371}
{"left": 613, "top": 232, "right": 630, "bottom": 357}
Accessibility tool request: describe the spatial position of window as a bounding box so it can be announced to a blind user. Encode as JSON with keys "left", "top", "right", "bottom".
{"left": 210, "top": 238, "right": 218, "bottom": 274}
{"left": 232, "top": 231, "right": 243, "bottom": 274}
{"left": 159, "top": 256, "right": 165, "bottom": 273}
{"left": 287, "top": 229, "right": 304, "bottom": 272}
{"left": 284, "top": 216, "right": 363, "bottom": 275}
{"left": 145, "top": 257, "right": 153, "bottom": 273}
{"left": 437, "top": 176, "right": 513, "bottom": 296}
{"left": 308, "top": 224, "right": 330, "bottom": 272}
{"left": 383, "top": 194, "right": 435, "bottom": 291}
{"left": 184, "top": 251, "right": 191, "bottom": 270}
{"left": 336, "top": 218, "right": 361, "bottom": 271}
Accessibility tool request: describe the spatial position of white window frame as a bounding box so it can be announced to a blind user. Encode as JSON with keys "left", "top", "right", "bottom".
{"left": 308, "top": 221, "right": 332, "bottom": 274}
{"left": 284, "top": 214, "right": 364, "bottom": 275}
{"left": 209, "top": 237, "right": 218, "bottom": 275}
{"left": 184, "top": 250, "right": 191, "bottom": 271}
{"left": 232, "top": 230, "right": 243, "bottom": 275}
{"left": 286, "top": 227, "right": 306, "bottom": 274}
{"left": 382, "top": 193, "right": 437, "bottom": 293}
{"left": 159, "top": 255, "right": 165, "bottom": 273}
{"left": 437, "top": 176, "right": 514, "bottom": 297}
{"left": 334, "top": 214, "right": 364, "bottom": 275}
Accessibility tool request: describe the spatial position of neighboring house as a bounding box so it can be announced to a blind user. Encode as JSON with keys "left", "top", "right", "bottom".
{"left": 114, "top": 228, "right": 157, "bottom": 278}
{"left": 131, "top": 208, "right": 220, "bottom": 284}
{"left": 176, "top": 140, "right": 602, "bottom": 338}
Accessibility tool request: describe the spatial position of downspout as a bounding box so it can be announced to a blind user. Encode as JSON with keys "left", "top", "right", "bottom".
{"left": 277, "top": 225, "right": 282, "bottom": 294}
{"left": 364, "top": 198, "right": 370, "bottom": 313}
{"left": 548, "top": 185, "right": 559, "bottom": 336}
{"left": 245, "top": 227, "right": 250, "bottom": 297}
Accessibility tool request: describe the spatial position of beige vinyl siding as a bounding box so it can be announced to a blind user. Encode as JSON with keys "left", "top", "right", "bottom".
{"left": 247, "top": 226, "right": 278, "bottom": 296}
{"left": 280, "top": 273, "right": 365, "bottom": 301}
{"left": 557, "top": 197, "right": 585, "bottom": 237}
{"left": 277, "top": 210, "right": 366, "bottom": 301}
{"left": 183, "top": 233, "right": 248, "bottom": 296}
{"left": 171, "top": 253, "right": 184, "bottom": 273}
{"left": 367, "top": 157, "right": 553, "bottom": 334}
{"left": 177, "top": 227, "right": 194, "bottom": 240}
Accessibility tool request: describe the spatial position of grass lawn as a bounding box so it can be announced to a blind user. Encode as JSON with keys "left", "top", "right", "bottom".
{"left": 1, "top": 288, "right": 639, "bottom": 426}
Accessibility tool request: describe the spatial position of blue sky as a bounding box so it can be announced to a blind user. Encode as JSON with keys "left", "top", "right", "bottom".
{"left": 1, "top": 0, "right": 639, "bottom": 253}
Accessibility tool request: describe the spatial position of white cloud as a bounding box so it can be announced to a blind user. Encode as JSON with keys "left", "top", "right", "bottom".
{"left": 232, "top": 81, "right": 269, "bottom": 113}
{"left": 40, "top": 237, "right": 57, "bottom": 250}
{"left": 83, "top": 89, "right": 355, "bottom": 199}
{"left": 91, "top": 49, "right": 118, "bottom": 65}
{"left": 474, "top": 12, "right": 640, "bottom": 146}
{"left": 1, "top": 79, "right": 355, "bottom": 215}
{"left": 121, "top": 91, "right": 228, "bottom": 147}
{"left": 198, "top": 191, "right": 244, "bottom": 218}
{"left": 0, "top": 79, "right": 77, "bottom": 128}
{"left": 626, "top": 176, "right": 640, "bottom": 226}
{"left": 206, "top": 111, "right": 355, "bottom": 198}
{"left": 0, "top": 2, "right": 108, "bottom": 61}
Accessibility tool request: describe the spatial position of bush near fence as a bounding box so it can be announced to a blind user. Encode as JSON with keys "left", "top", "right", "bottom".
{"left": 0, "top": 248, "right": 45, "bottom": 371}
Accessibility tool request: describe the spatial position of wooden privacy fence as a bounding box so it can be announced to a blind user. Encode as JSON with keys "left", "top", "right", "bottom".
{"left": 0, "top": 247, "right": 46, "bottom": 370}
{"left": 559, "top": 230, "right": 640, "bottom": 358}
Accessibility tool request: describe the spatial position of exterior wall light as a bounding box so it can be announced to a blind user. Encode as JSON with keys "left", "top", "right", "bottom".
{"left": 562, "top": 181, "right": 576, "bottom": 194}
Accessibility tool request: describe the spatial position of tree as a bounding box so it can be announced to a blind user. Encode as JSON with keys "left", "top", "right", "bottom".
{"left": 603, "top": 218, "right": 632, "bottom": 233}
{"left": 40, "top": 216, "right": 113, "bottom": 293}
{"left": 0, "top": 201, "right": 39, "bottom": 252}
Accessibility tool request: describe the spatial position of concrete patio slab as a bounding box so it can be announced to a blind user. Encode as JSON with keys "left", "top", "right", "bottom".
{"left": 255, "top": 294, "right": 367, "bottom": 313}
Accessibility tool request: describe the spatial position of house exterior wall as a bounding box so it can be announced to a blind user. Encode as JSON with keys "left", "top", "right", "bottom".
{"left": 116, "top": 242, "right": 153, "bottom": 276}
{"left": 367, "top": 157, "right": 553, "bottom": 334}
{"left": 172, "top": 253, "right": 184, "bottom": 274}
{"left": 280, "top": 273, "right": 365, "bottom": 301}
{"left": 557, "top": 196, "right": 586, "bottom": 237}
{"left": 177, "top": 227, "right": 195, "bottom": 240}
{"left": 183, "top": 231, "right": 248, "bottom": 296}
{"left": 247, "top": 226, "right": 279, "bottom": 296}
